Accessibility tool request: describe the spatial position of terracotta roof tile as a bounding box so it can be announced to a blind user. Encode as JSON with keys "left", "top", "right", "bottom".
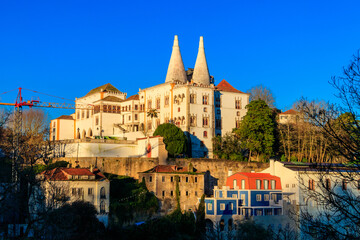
{"left": 216, "top": 79, "right": 244, "bottom": 93}
{"left": 126, "top": 94, "right": 139, "bottom": 101}
{"left": 94, "top": 96, "right": 124, "bottom": 103}
{"left": 40, "top": 167, "right": 106, "bottom": 181}
{"left": 279, "top": 109, "right": 299, "bottom": 115}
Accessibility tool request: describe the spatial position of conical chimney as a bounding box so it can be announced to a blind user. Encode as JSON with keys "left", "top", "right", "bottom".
{"left": 165, "top": 35, "right": 187, "bottom": 84}
{"left": 192, "top": 36, "right": 210, "bottom": 86}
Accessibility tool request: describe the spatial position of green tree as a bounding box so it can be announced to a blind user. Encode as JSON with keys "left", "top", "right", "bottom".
{"left": 213, "top": 133, "right": 245, "bottom": 160}
{"left": 234, "top": 100, "right": 277, "bottom": 161}
{"left": 153, "top": 123, "right": 187, "bottom": 157}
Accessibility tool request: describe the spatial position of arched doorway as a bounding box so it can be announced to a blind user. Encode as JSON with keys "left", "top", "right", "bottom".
{"left": 82, "top": 130, "right": 86, "bottom": 139}
{"left": 88, "top": 128, "right": 93, "bottom": 137}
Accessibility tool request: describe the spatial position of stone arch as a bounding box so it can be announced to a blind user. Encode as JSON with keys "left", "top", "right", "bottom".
{"left": 82, "top": 129, "right": 86, "bottom": 139}
{"left": 88, "top": 128, "right": 93, "bottom": 137}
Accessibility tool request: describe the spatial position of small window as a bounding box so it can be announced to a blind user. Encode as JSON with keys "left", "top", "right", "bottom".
{"left": 233, "top": 179, "right": 237, "bottom": 189}
{"left": 292, "top": 184, "right": 296, "bottom": 188}
{"left": 256, "top": 194, "right": 261, "bottom": 201}
{"left": 171, "top": 176, "right": 173, "bottom": 182}
{"left": 207, "top": 203, "right": 212, "bottom": 211}
{"left": 149, "top": 176, "right": 152, "bottom": 182}
{"left": 264, "top": 194, "right": 270, "bottom": 201}
{"left": 264, "top": 180, "right": 269, "bottom": 190}
{"left": 88, "top": 188, "right": 93, "bottom": 195}
{"left": 241, "top": 179, "right": 245, "bottom": 189}
{"left": 204, "top": 107, "right": 207, "bottom": 112}
{"left": 186, "top": 177, "right": 188, "bottom": 182}
{"left": 171, "top": 191, "right": 173, "bottom": 196}
{"left": 162, "top": 191, "right": 165, "bottom": 197}
{"left": 325, "top": 179, "right": 331, "bottom": 190}
{"left": 220, "top": 203, "right": 225, "bottom": 210}
{"left": 186, "top": 191, "right": 189, "bottom": 196}
{"left": 195, "top": 177, "right": 197, "bottom": 183}
{"left": 286, "top": 184, "right": 289, "bottom": 188}
{"left": 195, "top": 191, "right": 198, "bottom": 196}
{"left": 308, "top": 179, "right": 315, "bottom": 190}
{"left": 203, "top": 131, "right": 208, "bottom": 138}
{"left": 271, "top": 180, "right": 276, "bottom": 190}
{"left": 162, "top": 176, "right": 165, "bottom": 182}
{"left": 342, "top": 180, "right": 347, "bottom": 190}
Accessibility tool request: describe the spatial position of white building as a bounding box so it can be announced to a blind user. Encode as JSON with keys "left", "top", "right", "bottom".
{"left": 50, "top": 35, "right": 249, "bottom": 158}
{"left": 34, "top": 167, "right": 110, "bottom": 227}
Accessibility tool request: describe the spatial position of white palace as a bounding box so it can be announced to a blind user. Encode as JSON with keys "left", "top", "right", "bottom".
{"left": 50, "top": 36, "right": 249, "bottom": 158}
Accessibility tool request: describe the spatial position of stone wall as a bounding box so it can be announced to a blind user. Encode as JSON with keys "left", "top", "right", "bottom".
{"left": 56, "top": 157, "right": 269, "bottom": 196}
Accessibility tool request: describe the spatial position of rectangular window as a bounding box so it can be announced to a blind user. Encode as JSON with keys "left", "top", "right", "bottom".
{"left": 94, "top": 105, "right": 100, "bottom": 114}
{"left": 264, "top": 194, "right": 269, "bottom": 201}
{"left": 241, "top": 179, "right": 245, "bottom": 189}
{"left": 230, "top": 203, "right": 233, "bottom": 210}
{"left": 203, "top": 117, "right": 209, "bottom": 127}
{"left": 186, "top": 191, "right": 189, "bottom": 196}
{"left": 162, "top": 191, "right": 165, "bottom": 197}
{"left": 135, "top": 105, "right": 138, "bottom": 110}
{"left": 202, "top": 95, "right": 208, "bottom": 105}
{"left": 256, "top": 194, "right": 261, "bottom": 201}
{"left": 326, "top": 179, "right": 331, "bottom": 190}
{"left": 162, "top": 176, "right": 165, "bottom": 182}
{"left": 171, "top": 176, "right": 173, "bottom": 182}
{"left": 72, "top": 188, "right": 76, "bottom": 196}
{"left": 195, "top": 177, "right": 197, "bottom": 183}
{"left": 147, "top": 100, "right": 152, "bottom": 109}
{"left": 235, "top": 120, "right": 241, "bottom": 128}
{"left": 164, "top": 96, "right": 169, "bottom": 106}
{"left": 88, "top": 188, "right": 93, "bottom": 195}
{"left": 95, "top": 117, "right": 99, "bottom": 125}
{"left": 235, "top": 99, "right": 242, "bottom": 109}
{"left": 240, "top": 194, "right": 246, "bottom": 205}
{"left": 86, "top": 110, "right": 89, "bottom": 118}
{"left": 195, "top": 191, "right": 198, "bottom": 196}
{"left": 135, "top": 114, "right": 138, "bottom": 120}
{"left": 156, "top": 98, "right": 160, "bottom": 109}
{"left": 308, "top": 179, "right": 315, "bottom": 190}
{"left": 215, "top": 97, "right": 221, "bottom": 107}
{"left": 171, "top": 191, "right": 173, "bottom": 196}
{"left": 220, "top": 203, "right": 225, "bottom": 210}
{"left": 149, "top": 176, "right": 152, "bottom": 182}
{"left": 190, "top": 116, "right": 196, "bottom": 127}
{"left": 207, "top": 203, "right": 212, "bottom": 211}
{"left": 190, "top": 94, "right": 196, "bottom": 104}
{"left": 186, "top": 177, "right": 188, "bottom": 182}
{"left": 81, "top": 110, "right": 85, "bottom": 118}
{"left": 256, "top": 180, "right": 261, "bottom": 189}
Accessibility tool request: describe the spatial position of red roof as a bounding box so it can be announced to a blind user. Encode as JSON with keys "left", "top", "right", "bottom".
{"left": 40, "top": 167, "right": 106, "bottom": 181}
{"left": 279, "top": 109, "right": 299, "bottom": 115}
{"left": 143, "top": 165, "right": 190, "bottom": 173}
{"left": 126, "top": 94, "right": 139, "bottom": 101}
{"left": 226, "top": 172, "right": 282, "bottom": 190}
{"left": 216, "top": 79, "right": 244, "bottom": 93}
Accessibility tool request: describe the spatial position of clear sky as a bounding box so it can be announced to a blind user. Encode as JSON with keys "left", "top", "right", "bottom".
{"left": 1, "top": 0, "right": 360, "bottom": 120}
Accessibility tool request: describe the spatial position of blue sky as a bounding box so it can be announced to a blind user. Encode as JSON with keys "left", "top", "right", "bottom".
{"left": 1, "top": 0, "right": 360, "bottom": 120}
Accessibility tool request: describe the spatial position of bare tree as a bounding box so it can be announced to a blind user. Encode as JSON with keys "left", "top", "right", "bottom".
{"left": 247, "top": 85, "right": 276, "bottom": 108}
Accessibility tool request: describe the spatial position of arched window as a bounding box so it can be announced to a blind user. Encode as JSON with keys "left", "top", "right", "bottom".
{"left": 233, "top": 179, "right": 237, "bottom": 189}
{"left": 100, "top": 200, "right": 105, "bottom": 214}
{"left": 100, "top": 187, "right": 106, "bottom": 199}
{"left": 203, "top": 131, "right": 208, "bottom": 138}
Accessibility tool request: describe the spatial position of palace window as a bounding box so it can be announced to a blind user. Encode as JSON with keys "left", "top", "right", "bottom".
{"left": 147, "top": 100, "right": 152, "bottom": 109}
{"left": 202, "top": 95, "right": 209, "bottom": 105}
{"left": 190, "top": 116, "right": 196, "bottom": 127}
{"left": 220, "top": 203, "right": 225, "bottom": 211}
{"left": 203, "top": 117, "right": 209, "bottom": 127}
{"left": 203, "top": 131, "right": 208, "bottom": 138}
{"left": 95, "top": 117, "right": 99, "bottom": 125}
{"left": 264, "top": 194, "right": 270, "bottom": 201}
{"left": 86, "top": 110, "right": 89, "bottom": 118}
{"left": 235, "top": 120, "right": 241, "bottom": 128}
{"left": 235, "top": 99, "right": 242, "bottom": 109}
{"left": 81, "top": 110, "right": 85, "bottom": 118}
{"left": 271, "top": 180, "right": 276, "bottom": 190}
{"left": 325, "top": 179, "right": 331, "bottom": 190}
{"left": 256, "top": 194, "right": 261, "bottom": 201}
{"left": 164, "top": 96, "right": 169, "bottom": 106}
{"left": 309, "top": 179, "right": 315, "bottom": 190}
{"left": 117, "top": 106, "right": 121, "bottom": 113}
{"left": 94, "top": 105, "right": 100, "bottom": 114}
{"left": 135, "top": 105, "right": 138, "bottom": 110}
{"left": 256, "top": 180, "right": 261, "bottom": 189}
{"left": 190, "top": 94, "right": 196, "bottom": 104}
{"left": 88, "top": 188, "right": 93, "bottom": 195}
{"left": 162, "top": 176, "right": 165, "bottom": 182}
{"left": 135, "top": 114, "right": 138, "bottom": 120}
{"left": 264, "top": 180, "right": 269, "bottom": 190}
{"left": 156, "top": 98, "right": 160, "bottom": 109}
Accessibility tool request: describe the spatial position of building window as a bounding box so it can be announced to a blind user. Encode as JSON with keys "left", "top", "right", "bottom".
{"left": 237, "top": 111, "right": 240, "bottom": 116}
{"left": 95, "top": 117, "right": 99, "bottom": 125}
{"left": 235, "top": 99, "right": 242, "bottom": 109}
{"left": 171, "top": 176, "right": 173, "bottom": 182}
{"left": 325, "top": 179, "right": 331, "bottom": 190}
{"left": 171, "top": 191, "right": 173, "bottom": 196}
{"left": 128, "top": 116, "right": 131, "bottom": 121}
{"left": 256, "top": 194, "right": 261, "bottom": 201}
{"left": 203, "top": 131, "right": 208, "bottom": 138}
{"left": 207, "top": 203, "right": 212, "bottom": 211}
{"left": 215, "top": 97, "right": 221, "bottom": 107}
{"left": 256, "top": 209, "right": 263, "bottom": 216}
{"left": 186, "top": 191, "right": 189, "bottom": 196}
{"left": 195, "top": 191, "right": 198, "bottom": 196}
{"left": 241, "top": 179, "right": 245, "bottom": 189}
{"left": 202, "top": 95, "right": 208, "bottom": 105}
{"left": 135, "top": 105, "right": 138, "bottom": 110}
{"left": 342, "top": 180, "right": 347, "bottom": 190}
{"left": 195, "top": 177, "right": 198, "bottom": 183}
{"left": 81, "top": 110, "right": 85, "bottom": 118}
{"left": 135, "top": 114, "right": 138, "bottom": 120}
{"left": 164, "top": 96, "right": 169, "bottom": 106}
{"left": 88, "top": 188, "right": 93, "bottom": 195}
{"left": 235, "top": 120, "right": 241, "bottom": 128}
{"left": 186, "top": 177, "right": 188, "bottom": 182}
{"left": 256, "top": 180, "right": 261, "bottom": 189}
{"left": 292, "top": 184, "right": 296, "bottom": 188}
{"left": 264, "top": 194, "right": 270, "bottom": 201}
{"left": 203, "top": 107, "right": 207, "bottom": 112}
{"left": 190, "top": 94, "right": 196, "bottom": 104}
{"left": 215, "top": 119, "right": 221, "bottom": 129}
{"left": 178, "top": 107, "right": 180, "bottom": 112}
{"left": 100, "top": 187, "right": 106, "bottom": 199}
{"left": 264, "top": 180, "right": 269, "bottom": 190}
{"left": 233, "top": 179, "right": 237, "bottom": 188}
{"left": 309, "top": 180, "right": 315, "bottom": 190}
{"left": 162, "top": 191, "right": 165, "bottom": 197}
{"left": 147, "top": 100, "right": 152, "bottom": 109}
{"left": 271, "top": 180, "right": 276, "bottom": 190}
{"left": 190, "top": 116, "right": 196, "bottom": 127}
{"left": 156, "top": 98, "right": 160, "bottom": 109}
{"left": 162, "top": 176, "right": 165, "bottom": 182}
{"left": 286, "top": 184, "right": 289, "bottom": 188}
{"left": 203, "top": 117, "right": 209, "bottom": 127}
{"left": 100, "top": 200, "right": 105, "bottom": 214}
{"left": 94, "top": 105, "right": 100, "bottom": 114}
{"left": 220, "top": 203, "right": 225, "bottom": 210}
{"left": 86, "top": 110, "right": 89, "bottom": 118}
{"left": 149, "top": 176, "right": 152, "bottom": 182}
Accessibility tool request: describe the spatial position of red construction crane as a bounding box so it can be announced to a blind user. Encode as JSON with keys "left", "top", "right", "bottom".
{"left": 0, "top": 87, "right": 92, "bottom": 182}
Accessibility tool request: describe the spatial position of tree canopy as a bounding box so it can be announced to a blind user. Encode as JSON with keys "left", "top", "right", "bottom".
{"left": 234, "top": 100, "right": 277, "bottom": 161}
{"left": 153, "top": 123, "right": 187, "bottom": 156}
{"left": 247, "top": 84, "right": 276, "bottom": 108}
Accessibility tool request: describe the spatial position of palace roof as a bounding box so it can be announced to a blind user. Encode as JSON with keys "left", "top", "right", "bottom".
{"left": 84, "top": 83, "right": 122, "bottom": 97}
{"left": 226, "top": 172, "right": 282, "bottom": 190}
{"left": 94, "top": 96, "right": 124, "bottom": 103}
{"left": 216, "top": 79, "right": 245, "bottom": 93}
{"left": 279, "top": 109, "right": 299, "bottom": 115}
{"left": 56, "top": 115, "right": 73, "bottom": 120}
{"left": 40, "top": 167, "right": 107, "bottom": 181}
{"left": 125, "top": 94, "right": 139, "bottom": 101}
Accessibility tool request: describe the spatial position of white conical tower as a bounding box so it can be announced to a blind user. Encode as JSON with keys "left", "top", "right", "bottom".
{"left": 165, "top": 35, "right": 187, "bottom": 84}
{"left": 192, "top": 36, "right": 210, "bottom": 85}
